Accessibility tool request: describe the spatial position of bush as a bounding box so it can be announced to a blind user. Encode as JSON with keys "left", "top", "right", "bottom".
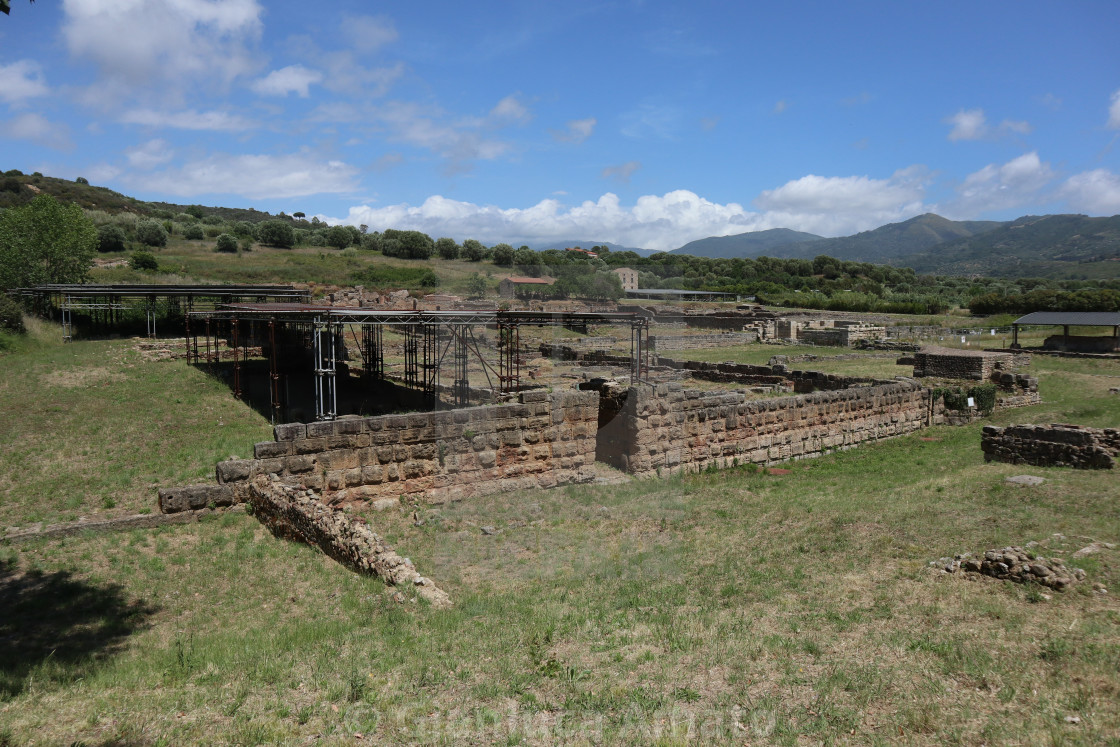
{"left": 0, "top": 178, "right": 21, "bottom": 194}
{"left": 258, "top": 220, "right": 295, "bottom": 248}
{"left": 97, "top": 224, "right": 128, "bottom": 253}
{"left": 75, "top": 176, "right": 89, "bottom": 185}
{"left": 461, "top": 239, "right": 485, "bottom": 261}
{"left": 135, "top": 219, "right": 168, "bottom": 248}
{"left": 491, "top": 243, "right": 514, "bottom": 266}
{"left": 325, "top": 225, "right": 352, "bottom": 249}
{"left": 359, "top": 233, "right": 381, "bottom": 252}
{"left": 214, "top": 233, "right": 238, "bottom": 253}
{"left": 129, "top": 250, "right": 159, "bottom": 271}
{"left": 184, "top": 224, "right": 205, "bottom": 240}
{"left": 351, "top": 265, "right": 439, "bottom": 289}
{"left": 436, "top": 237, "right": 460, "bottom": 260}
{"left": 380, "top": 229, "right": 434, "bottom": 259}
{"left": 0, "top": 294, "right": 26, "bottom": 334}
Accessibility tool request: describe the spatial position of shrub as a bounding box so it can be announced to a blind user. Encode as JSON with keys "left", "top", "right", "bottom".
{"left": 129, "top": 250, "right": 159, "bottom": 271}
{"left": 360, "top": 233, "right": 381, "bottom": 252}
{"left": 351, "top": 265, "right": 439, "bottom": 289}
{"left": 75, "top": 176, "right": 89, "bottom": 185}
{"left": 0, "top": 178, "right": 21, "bottom": 194}
{"left": 0, "top": 294, "right": 26, "bottom": 334}
{"left": 184, "top": 224, "right": 205, "bottom": 240}
{"left": 214, "top": 233, "right": 238, "bottom": 253}
{"left": 135, "top": 219, "right": 168, "bottom": 248}
{"left": 239, "top": 236, "right": 253, "bottom": 252}
{"left": 97, "top": 224, "right": 128, "bottom": 253}
{"left": 436, "top": 237, "right": 460, "bottom": 260}
{"left": 325, "top": 225, "right": 352, "bottom": 249}
{"left": 258, "top": 220, "right": 295, "bottom": 248}
{"left": 4, "top": 169, "right": 23, "bottom": 176}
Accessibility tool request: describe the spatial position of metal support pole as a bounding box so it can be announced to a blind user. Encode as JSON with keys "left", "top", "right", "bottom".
{"left": 453, "top": 324, "right": 469, "bottom": 407}
{"left": 269, "top": 320, "right": 281, "bottom": 424}
{"left": 62, "top": 294, "right": 72, "bottom": 343}
{"left": 313, "top": 317, "right": 337, "bottom": 421}
{"left": 231, "top": 317, "right": 241, "bottom": 399}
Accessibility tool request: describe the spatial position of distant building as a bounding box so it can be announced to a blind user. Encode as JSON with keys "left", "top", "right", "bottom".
{"left": 611, "top": 267, "right": 639, "bottom": 291}
{"left": 499, "top": 275, "right": 556, "bottom": 299}
{"left": 565, "top": 247, "right": 598, "bottom": 258}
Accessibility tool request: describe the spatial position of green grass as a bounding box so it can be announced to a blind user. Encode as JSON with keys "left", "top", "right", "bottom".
{"left": 0, "top": 326, "right": 1118, "bottom": 745}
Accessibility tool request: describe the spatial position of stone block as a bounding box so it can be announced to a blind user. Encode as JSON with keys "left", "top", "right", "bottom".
{"left": 295, "top": 437, "right": 328, "bottom": 455}
{"left": 216, "top": 459, "right": 254, "bottom": 484}
{"left": 282, "top": 454, "right": 315, "bottom": 474}
{"left": 306, "top": 421, "right": 336, "bottom": 438}
{"left": 273, "top": 423, "right": 305, "bottom": 441}
{"left": 254, "top": 440, "right": 291, "bottom": 459}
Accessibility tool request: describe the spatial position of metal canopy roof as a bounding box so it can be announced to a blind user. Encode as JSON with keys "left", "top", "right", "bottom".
{"left": 1013, "top": 312, "right": 1120, "bottom": 327}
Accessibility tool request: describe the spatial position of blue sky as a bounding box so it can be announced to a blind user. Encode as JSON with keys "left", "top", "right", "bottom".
{"left": 1, "top": 0, "right": 1119, "bottom": 251}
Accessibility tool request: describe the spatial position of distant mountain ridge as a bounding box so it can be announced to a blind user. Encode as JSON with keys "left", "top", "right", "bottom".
{"left": 675, "top": 228, "right": 824, "bottom": 259}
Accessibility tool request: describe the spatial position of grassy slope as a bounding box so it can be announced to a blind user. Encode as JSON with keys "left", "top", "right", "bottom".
{"left": 1, "top": 326, "right": 1119, "bottom": 744}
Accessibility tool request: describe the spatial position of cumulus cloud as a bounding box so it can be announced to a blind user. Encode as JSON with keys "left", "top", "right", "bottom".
{"left": 125, "top": 139, "right": 174, "bottom": 169}
{"left": 602, "top": 161, "right": 641, "bottom": 183}
{"left": 489, "top": 94, "right": 531, "bottom": 124}
{"left": 551, "top": 117, "right": 596, "bottom": 144}
{"left": 1109, "top": 89, "right": 1120, "bottom": 129}
{"left": 1059, "top": 169, "right": 1120, "bottom": 214}
{"left": 60, "top": 0, "right": 263, "bottom": 95}
{"left": 332, "top": 169, "right": 936, "bottom": 251}
{"left": 120, "top": 108, "right": 256, "bottom": 131}
{"left": 0, "top": 60, "right": 49, "bottom": 103}
{"left": 252, "top": 65, "right": 323, "bottom": 97}
{"left": 6, "top": 113, "right": 72, "bottom": 150}
{"left": 945, "top": 151, "right": 1055, "bottom": 215}
{"left": 946, "top": 108, "right": 1032, "bottom": 141}
{"left": 127, "top": 152, "right": 359, "bottom": 199}
{"left": 342, "top": 14, "right": 398, "bottom": 53}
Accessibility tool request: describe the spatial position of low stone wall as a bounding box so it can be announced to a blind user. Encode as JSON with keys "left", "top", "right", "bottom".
{"left": 159, "top": 389, "right": 600, "bottom": 513}
{"left": 914, "top": 347, "right": 1014, "bottom": 380}
{"left": 248, "top": 476, "right": 451, "bottom": 607}
{"left": 650, "top": 332, "right": 759, "bottom": 351}
{"left": 597, "top": 379, "right": 933, "bottom": 476}
{"left": 982, "top": 424, "right": 1120, "bottom": 469}
{"left": 656, "top": 357, "right": 883, "bottom": 393}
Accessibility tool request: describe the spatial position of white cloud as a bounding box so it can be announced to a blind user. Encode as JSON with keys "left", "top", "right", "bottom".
{"left": 1059, "top": 169, "right": 1120, "bottom": 214}
{"left": 773, "top": 100, "right": 788, "bottom": 114}
{"left": 61, "top": 0, "right": 263, "bottom": 95}
{"left": 946, "top": 109, "right": 988, "bottom": 141}
{"left": 946, "top": 151, "right": 1055, "bottom": 215}
{"left": 251, "top": 65, "right": 323, "bottom": 98}
{"left": 489, "top": 95, "right": 531, "bottom": 124}
{"left": 551, "top": 117, "right": 596, "bottom": 144}
{"left": 333, "top": 171, "right": 935, "bottom": 251}
{"left": 125, "top": 139, "right": 174, "bottom": 169}
{"left": 602, "top": 161, "right": 641, "bottom": 183}
{"left": 1109, "top": 89, "right": 1120, "bottom": 129}
{"left": 0, "top": 60, "right": 49, "bottom": 103}
{"left": 6, "top": 113, "right": 72, "bottom": 150}
{"left": 318, "top": 54, "right": 403, "bottom": 97}
{"left": 375, "top": 101, "right": 511, "bottom": 165}
{"left": 946, "top": 108, "right": 1032, "bottom": 141}
{"left": 128, "top": 152, "right": 359, "bottom": 199}
{"left": 342, "top": 14, "right": 398, "bottom": 54}
{"left": 120, "top": 108, "right": 256, "bottom": 131}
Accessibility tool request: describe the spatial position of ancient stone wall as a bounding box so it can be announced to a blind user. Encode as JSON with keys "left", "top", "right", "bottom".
{"left": 650, "top": 332, "right": 760, "bottom": 350}
{"left": 159, "top": 390, "right": 600, "bottom": 513}
{"left": 597, "top": 379, "right": 932, "bottom": 476}
{"left": 913, "top": 347, "right": 1013, "bottom": 380}
{"left": 982, "top": 424, "right": 1120, "bottom": 469}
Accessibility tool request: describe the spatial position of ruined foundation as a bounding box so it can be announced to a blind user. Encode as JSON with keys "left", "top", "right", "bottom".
{"left": 982, "top": 424, "right": 1120, "bottom": 469}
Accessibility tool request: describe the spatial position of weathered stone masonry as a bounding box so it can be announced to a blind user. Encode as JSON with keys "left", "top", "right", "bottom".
{"left": 159, "top": 389, "right": 600, "bottom": 512}
{"left": 596, "top": 380, "right": 933, "bottom": 476}
{"left": 982, "top": 424, "right": 1120, "bottom": 469}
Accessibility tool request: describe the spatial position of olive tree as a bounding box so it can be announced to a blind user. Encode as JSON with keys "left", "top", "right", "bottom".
{"left": 0, "top": 194, "right": 97, "bottom": 289}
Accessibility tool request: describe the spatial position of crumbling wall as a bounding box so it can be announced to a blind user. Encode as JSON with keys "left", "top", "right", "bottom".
{"left": 913, "top": 347, "right": 1014, "bottom": 380}
{"left": 600, "top": 380, "right": 932, "bottom": 476}
{"left": 982, "top": 424, "right": 1120, "bottom": 469}
{"left": 649, "top": 332, "right": 760, "bottom": 351}
{"left": 159, "top": 390, "right": 600, "bottom": 512}
{"left": 249, "top": 476, "right": 451, "bottom": 607}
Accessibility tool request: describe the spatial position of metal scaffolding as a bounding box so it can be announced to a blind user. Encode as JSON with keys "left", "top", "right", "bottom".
{"left": 185, "top": 305, "right": 651, "bottom": 422}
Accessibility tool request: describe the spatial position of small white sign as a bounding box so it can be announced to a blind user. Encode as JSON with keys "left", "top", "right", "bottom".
{"left": 961, "top": 336, "right": 966, "bottom": 344}
{"left": 967, "top": 397, "right": 976, "bottom": 408}
{"left": 991, "top": 329, "right": 995, "bottom": 335}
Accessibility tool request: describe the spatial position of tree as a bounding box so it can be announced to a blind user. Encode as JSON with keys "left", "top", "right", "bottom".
{"left": 184, "top": 224, "right": 205, "bottom": 240}
{"left": 185, "top": 205, "right": 205, "bottom": 219}
{"left": 466, "top": 273, "right": 489, "bottom": 298}
{"left": 325, "top": 225, "right": 352, "bottom": 249}
{"left": 258, "top": 220, "right": 295, "bottom": 248}
{"left": 360, "top": 232, "right": 381, "bottom": 252}
{"left": 97, "top": 224, "right": 127, "bottom": 253}
{"left": 214, "top": 233, "right": 238, "bottom": 253}
{"left": 492, "top": 243, "right": 514, "bottom": 266}
{"left": 75, "top": 176, "right": 89, "bottom": 185}
{"left": 135, "top": 219, "right": 168, "bottom": 248}
{"left": 0, "top": 194, "right": 97, "bottom": 289}
{"left": 461, "top": 239, "right": 485, "bottom": 261}
{"left": 435, "top": 237, "right": 460, "bottom": 260}
{"left": 381, "top": 229, "right": 434, "bottom": 259}
{"left": 293, "top": 212, "right": 306, "bottom": 220}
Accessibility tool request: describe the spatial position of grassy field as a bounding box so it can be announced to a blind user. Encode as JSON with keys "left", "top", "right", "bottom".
{"left": 1, "top": 320, "right": 1119, "bottom": 745}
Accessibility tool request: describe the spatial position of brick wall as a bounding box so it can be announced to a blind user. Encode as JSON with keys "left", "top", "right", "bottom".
{"left": 596, "top": 380, "right": 932, "bottom": 476}
{"left": 982, "top": 424, "right": 1119, "bottom": 469}
{"left": 159, "top": 390, "right": 600, "bottom": 513}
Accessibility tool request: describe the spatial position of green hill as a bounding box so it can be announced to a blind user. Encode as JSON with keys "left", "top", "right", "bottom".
{"left": 901, "top": 214, "right": 1120, "bottom": 278}
{"left": 673, "top": 228, "right": 824, "bottom": 258}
